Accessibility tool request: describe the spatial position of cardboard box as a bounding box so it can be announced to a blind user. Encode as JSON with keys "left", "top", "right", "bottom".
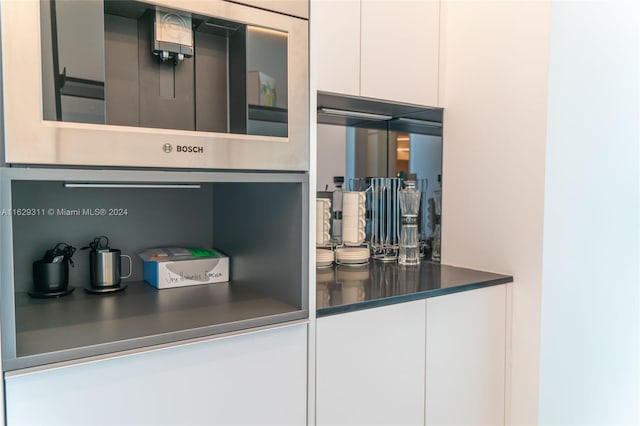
{"left": 247, "top": 71, "right": 276, "bottom": 107}
{"left": 139, "top": 247, "right": 229, "bottom": 289}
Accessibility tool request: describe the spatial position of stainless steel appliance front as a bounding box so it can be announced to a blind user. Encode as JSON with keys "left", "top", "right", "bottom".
{"left": 0, "top": 0, "right": 309, "bottom": 171}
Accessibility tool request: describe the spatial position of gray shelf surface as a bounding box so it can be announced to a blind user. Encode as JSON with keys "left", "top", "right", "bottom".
{"left": 13, "top": 280, "right": 305, "bottom": 368}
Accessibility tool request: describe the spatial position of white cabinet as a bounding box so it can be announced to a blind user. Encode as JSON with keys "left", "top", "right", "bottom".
{"left": 226, "top": 0, "right": 309, "bottom": 19}
{"left": 312, "top": 0, "right": 360, "bottom": 96}
{"left": 425, "top": 285, "right": 506, "bottom": 426}
{"left": 5, "top": 324, "right": 307, "bottom": 426}
{"left": 360, "top": 0, "right": 440, "bottom": 106}
{"left": 313, "top": 0, "right": 440, "bottom": 106}
{"left": 315, "top": 284, "right": 507, "bottom": 426}
{"left": 316, "top": 300, "right": 426, "bottom": 426}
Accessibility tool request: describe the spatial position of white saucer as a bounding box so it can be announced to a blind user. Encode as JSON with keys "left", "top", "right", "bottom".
{"left": 335, "top": 247, "right": 370, "bottom": 265}
{"left": 316, "top": 249, "right": 334, "bottom": 267}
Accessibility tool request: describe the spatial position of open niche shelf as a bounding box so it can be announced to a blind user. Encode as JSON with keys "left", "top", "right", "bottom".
{"left": 1, "top": 168, "right": 308, "bottom": 371}
{"left": 15, "top": 281, "right": 302, "bottom": 359}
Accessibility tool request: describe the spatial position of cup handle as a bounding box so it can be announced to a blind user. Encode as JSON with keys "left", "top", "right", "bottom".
{"left": 323, "top": 232, "right": 331, "bottom": 244}
{"left": 120, "top": 254, "right": 133, "bottom": 279}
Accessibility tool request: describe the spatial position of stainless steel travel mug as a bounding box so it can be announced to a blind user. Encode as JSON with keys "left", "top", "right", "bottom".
{"left": 89, "top": 249, "right": 132, "bottom": 287}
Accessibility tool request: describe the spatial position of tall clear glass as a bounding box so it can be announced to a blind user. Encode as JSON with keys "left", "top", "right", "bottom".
{"left": 398, "top": 174, "right": 421, "bottom": 265}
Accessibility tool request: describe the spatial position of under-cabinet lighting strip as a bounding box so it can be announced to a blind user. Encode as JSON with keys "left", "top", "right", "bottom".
{"left": 393, "top": 117, "right": 443, "bottom": 128}
{"left": 63, "top": 183, "right": 202, "bottom": 189}
{"left": 318, "top": 108, "right": 393, "bottom": 121}
{"left": 247, "top": 25, "right": 287, "bottom": 37}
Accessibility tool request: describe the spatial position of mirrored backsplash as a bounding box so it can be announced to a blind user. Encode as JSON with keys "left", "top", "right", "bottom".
{"left": 316, "top": 92, "right": 443, "bottom": 261}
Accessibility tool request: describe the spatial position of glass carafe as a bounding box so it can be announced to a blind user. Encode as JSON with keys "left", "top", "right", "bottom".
{"left": 398, "top": 174, "right": 421, "bottom": 265}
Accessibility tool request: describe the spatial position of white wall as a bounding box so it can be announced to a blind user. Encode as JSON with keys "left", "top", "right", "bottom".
{"left": 538, "top": 1, "right": 640, "bottom": 424}
{"left": 438, "top": 2, "right": 551, "bottom": 424}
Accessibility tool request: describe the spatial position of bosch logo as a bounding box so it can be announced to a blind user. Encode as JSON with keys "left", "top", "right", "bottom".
{"left": 162, "top": 144, "right": 204, "bottom": 154}
{"left": 177, "top": 145, "right": 204, "bottom": 153}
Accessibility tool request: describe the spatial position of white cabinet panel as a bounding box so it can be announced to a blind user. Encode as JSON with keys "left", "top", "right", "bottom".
{"left": 312, "top": 0, "right": 360, "bottom": 95}
{"left": 226, "top": 0, "right": 309, "bottom": 19}
{"left": 5, "top": 324, "right": 307, "bottom": 426}
{"left": 316, "top": 301, "right": 426, "bottom": 426}
{"left": 425, "top": 286, "right": 506, "bottom": 426}
{"left": 313, "top": 0, "right": 439, "bottom": 104}
{"left": 360, "top": 0, "right": 440, "bottom": 106}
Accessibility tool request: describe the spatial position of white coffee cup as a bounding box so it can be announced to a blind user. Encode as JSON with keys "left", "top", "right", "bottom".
{"left": 316, "top": 199, "right": 332, "bottom": 246}
{"left": 341, "top": 192, "right": 366, "bottom": 246}
{"left": 342, "top": 216, "right": 364, "bottom": 231}
{"left": 343, "top": 226, "right": 366, "bottom": 246}
{"left": 342, "top": 215, "right": 366, "bottom": 245}
{"left": 343, "top": 192, "right": 366, "bottom": 222}
{"left": 342, "top": 191, "right": 367, "bottom": 214}
{"left": 343, "top": 191, "right": 365, "bottom": 204}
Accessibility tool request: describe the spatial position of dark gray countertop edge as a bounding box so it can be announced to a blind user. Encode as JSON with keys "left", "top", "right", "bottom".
{"left": 316, "top": 275, "right": 513, "bottom": 318}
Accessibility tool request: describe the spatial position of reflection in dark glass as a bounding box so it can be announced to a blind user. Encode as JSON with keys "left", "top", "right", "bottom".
{"left": 246, "top": 26, "right": 288, "bottom": 137}
{"left": 39, "top": 0, "right": 289, "bottom": 137}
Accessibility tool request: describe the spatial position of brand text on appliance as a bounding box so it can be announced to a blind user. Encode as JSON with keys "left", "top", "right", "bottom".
{"left": 162, "top": 143, "right": 204, "bottom": 154}
{"left": 177, "top": 145, "right": 204, "bottom": 153}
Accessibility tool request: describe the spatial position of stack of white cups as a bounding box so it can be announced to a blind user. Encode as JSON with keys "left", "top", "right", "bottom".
{"left": 341, "top": 191, "right": 366, "bottom": 246}
{"left": 315, "top": 198, "right": 332, "bottom": 247}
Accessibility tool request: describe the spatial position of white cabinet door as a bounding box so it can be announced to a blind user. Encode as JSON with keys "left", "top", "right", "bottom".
{"left": 5, "top": 324, "right": 307, "bottom": 426}
{"left": 312, "top": 0, "right": 361, "bottom": 96}
{"left": 360, "top": 0, "right": 440, "bottom": 106}
{"left": 316, "top": 301, "right": 426, "bottom": 426}
{"left": 425, "top": 285, "right": 506, "bottom": 426}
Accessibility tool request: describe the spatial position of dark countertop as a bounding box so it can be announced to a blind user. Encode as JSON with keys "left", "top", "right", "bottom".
{"left": 316, "top": 261, "right": 512, "bottom": 317}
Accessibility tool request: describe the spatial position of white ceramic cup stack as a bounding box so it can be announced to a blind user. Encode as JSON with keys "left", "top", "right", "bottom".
{"left": 341, "top": 191, "right": 366, "bottom": 246}
{"left": 315, "top": 198, "right": 332, "bottom": 247}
